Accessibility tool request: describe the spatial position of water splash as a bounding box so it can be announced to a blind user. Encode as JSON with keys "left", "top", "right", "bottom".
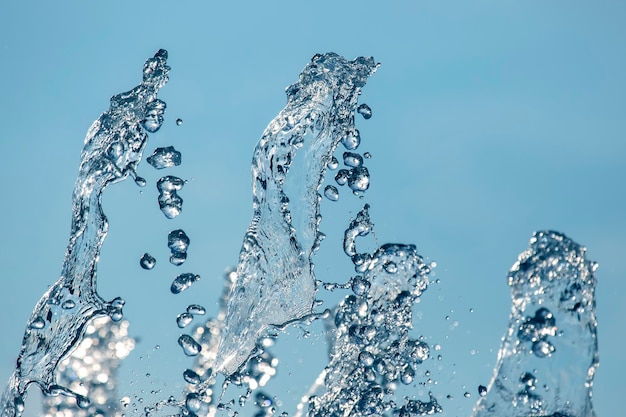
{"left": 472, "top": 231, "right": 599, "bottom": 417}
{"left": 213, "top": 53, "right": 379, "bottom": 375}
{"left": 0, "top": 49, "right": 169, "bottom": 417}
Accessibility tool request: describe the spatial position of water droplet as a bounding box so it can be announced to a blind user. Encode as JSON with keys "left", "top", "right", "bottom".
{"left": 400, "top": 365, "right": 415, "bottom": 384}
{"left": 363, "top": 152, "right": 371, "bottom": 159}
{"left": 134, "top": 176, "right": 147, "bottom": 187}
{"left": 464, "top": 392, "right": 471, "bottom": 398}
{"left": 171, "top": 273, "right": 200, "bottom": 294}
{"left": 176, "top": 312, "right": 194, "bottom": 328}
{"left": 168, "top": 229, "right": 190, "bottom": 253}
{"left": 351, "top": 276, "right": 371, "bottom": 296}
{"left": 348, "top": 166, "right": 370, "bottom": 193}
{"left": 183, "top": 369, "right": 201, "bottom": 385}
{"left": 327, "top": 156, "right": 339, "bottom": 170}
{"left": 178, "top": 334, "right": 202, "bottom": 356}
{"left": 478, "top": 385, "right": 487, "bottom": 397}
{"left": 341, "top": 128, "right": 361, "bottom": 150}
{"left": 255, "top": 392, "right": 273, "bottom": 408}
{"left": 157, "top": 176, "right": 184, "bottom": 219}
{"left": 176, "top": 118, "right": 183, "bottom": 126}
{"left": 76, "top": 395, "right": 91, "bottom": 409}
{"left": 335, "top": 169, "right": 349, "bottom": 186}
{"left": 324, "top": 185, "right": 339, "bottom": 201}
{"left": 185, "top": 393, "right": 202, "bottom": 412}
{"left": 140, "top": 253, "right": 156, "bottom": 270}
{"left": 357, "top": 103, "right": 372, "bottom": 119}
{"left": 141, "top": 99, "right": 166, "bottom": 133}
{"left": 61, "top": 300, "right": 76, "bottom": 310}
{"left": 343, "top": 152, "right": 363, "bottom": 168}
{"left": 187, "top": 304, "right": 206, "bottom": 315}
{"left": 108, "top": 297, "right": 125, "bottom": 322}
{"left": 358, "top": 351, "right": 374, "bottom": 367}
{"left": 147, "top": 146, "right": 182, "bottom": 170}
{"left": 29, "top": 316, "right": 45, "bottom": 330}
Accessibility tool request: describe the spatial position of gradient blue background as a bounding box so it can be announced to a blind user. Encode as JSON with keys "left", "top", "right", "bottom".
{"left": 1, "top": 1, "right": 624, "bottom": 416}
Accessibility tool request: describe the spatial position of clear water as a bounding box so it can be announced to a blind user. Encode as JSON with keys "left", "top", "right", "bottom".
{"left": 0, "top": 50, "right": 599, "bottom": 417}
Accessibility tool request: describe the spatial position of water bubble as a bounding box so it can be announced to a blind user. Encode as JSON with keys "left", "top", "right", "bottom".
{"left": 324, "top": 185, "right": 339, "bottom": 201}
{"left": 61, "top": 300, "right": 76, "bottom": 310}
{"left": 327, "top": 156, "right": 339, "bottom": 170}
{"left": 343, "top": 152, "right": 363, "bottom": 168}
{"left": 171, "top": 273, "right": 200, "bottom": 294}
{"left": 140, "top": 253, "right": 156, "bottom": 270}
{"left": 341, "top": 128, "right": 361, "bottom": 150}
{"left": 176, "top": 312, "right": 194, "bottom": 328}
{"left": 29, "top": 316, "right": 45, "bottom": 330}
{"left": 187, "top": 304, "right": 206, "bottom": 315}
{"left": 478, "top": 385, "right": 487, "bottom": 397}
{"left": 357, "top": 103, "right": 372, "bottom": 119}
{"left": 147, "top": 146, "right": 182, "bottom": 170}
{"left": 176, "top": 118, "right": 183, "bottom": 126}
{"left": 348, "top": 166, "right": 370, "bottom": 193}
{"left": 178, "top": 335, "right": 202, "bottom": 356}
{"left": 141, "top": 99, "right": 166, "bottom": 133}
{"left": 183, "top": 369, "right": 201, "bottom": 385}
{"left": 363, "top": 152, "right": 371, "bottom": 159}
{"left": 335, "top": 169, "right": 350, "bottom": 186}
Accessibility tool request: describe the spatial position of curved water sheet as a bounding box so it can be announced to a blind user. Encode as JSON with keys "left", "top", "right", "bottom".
{"left": 0, "top": 50, "right": 170, "bottom": 417}
{"left": 213, "top": 53, "right": 379, "bottom": 375}
{"left": 472, "top": 231, "right": 599, "bottom": 417}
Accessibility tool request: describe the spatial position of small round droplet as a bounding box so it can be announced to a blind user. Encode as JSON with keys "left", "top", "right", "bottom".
{"left": 176, "top": 312, "right": 194, "bottom": 328}
{"left": 29, "top": 317, "right": 45, "bottom": 330}
{"left": 401, "top": 366, "right": 415, "bottom": 385}
{"left": 76, "top": 395, "right": 91, "bottom": 409}
{"left": 140, "top": 253, "right": 156, "bottom": 270}
{"left": 178, "top": 335, "right": 202, "bottom": 356}
{"left": 324, "top": 185, "right": 339, "bottom": 201}
{"left": 464, "top": 392, "right": 471, "bottom": 398}
{"left": 176, "top": 118, "right": 183, "bottom": 126}
{"left": 357, "top": 103, "right": 372, "bottom": 119}
{"left": 478, "top": 385, "right": 487, "bottom": 397}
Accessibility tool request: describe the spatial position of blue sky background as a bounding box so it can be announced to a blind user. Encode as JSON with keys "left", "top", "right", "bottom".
{"left": 0, "top": 1, "right": 624, "bottom": 416}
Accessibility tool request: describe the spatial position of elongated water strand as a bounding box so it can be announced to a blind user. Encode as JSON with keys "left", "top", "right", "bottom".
{"left": 472, "top": 231, "right": 599, "bottom": 417}
{"left": 0, "top": 49, "right": 169, "bottom": 417}
{"left": 213, "top": 53, "right": 378, "bottom": 375}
